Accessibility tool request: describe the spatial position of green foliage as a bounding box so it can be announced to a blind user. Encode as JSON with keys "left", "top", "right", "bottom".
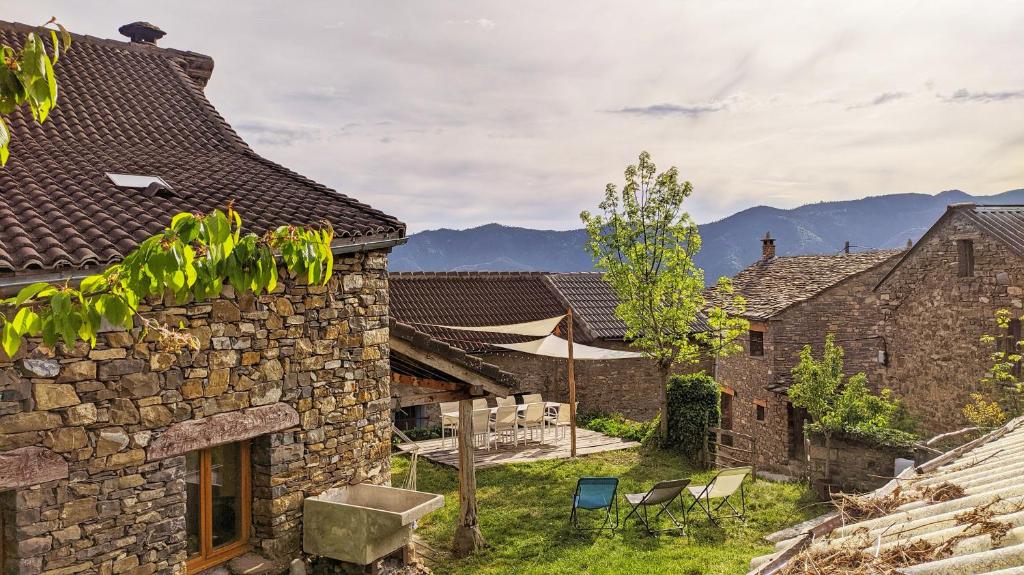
{"left": 0, "top": 206, "right": 334, "bottom": 358}
{"left": 0, "top": 17, "right": 71, "bottom": 165}
{"left": 695, "top": 277, "right": 750, "bottom": 360}
{"left": 664, "top": 372, "right": 721, "bottom": 461}
{"left": 789, "top": 335, "right": 916, "bottom": 447}
{"left": 392, "top": 426, "right": 442, "bottom": 444}
{"left": 578, "top": 412, "right": 657, "bottom": 443}
{"left": 967, "top": 308, "right": 1024, "bottom": 427}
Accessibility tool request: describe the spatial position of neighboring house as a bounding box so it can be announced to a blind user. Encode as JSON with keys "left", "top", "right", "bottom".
{"left": 750, "top": 417, "right": 1024, "bottom": 575}
{"left": 876, "top": 204, "right": 1024, "bottom": 435}
{"left": 0, "top": 21, "right": 405, "bottom": 575}
{"left": 388, "top": 271, "right": 712, "bottom": 421}
{"left": 709, "top": 234, "right": 903, "bottom": 476}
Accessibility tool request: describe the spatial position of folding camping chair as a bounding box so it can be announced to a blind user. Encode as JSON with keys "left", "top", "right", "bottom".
{"left": 623, "top": 479, "right": 690, "bottom": 535}
{"left": 570, "top": 477, "right": 619, "bottom": 531}
{"left": 686, "top": 466, "right": 751, "bottom": 525}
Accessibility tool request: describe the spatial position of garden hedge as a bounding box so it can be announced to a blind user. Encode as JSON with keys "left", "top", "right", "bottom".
{"left": 665, "top": 372, "right": 720, "bottom": 462}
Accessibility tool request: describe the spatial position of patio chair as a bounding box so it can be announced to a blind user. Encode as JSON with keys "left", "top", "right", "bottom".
{"left": 492, "top": 405, "right": 519, "bottom": 447}
{"left": 519, "top": 402, "right": 546, "bottom": 443}
{"left": 440, "top": 401, "right": 459, "bottom": 447}
{"left": 495, "top": 396, "right": 516, "bottom": 407}
{"left": 623, "top": 479, "right": 690, "bottom": 535}
{"left": 686, "top": 466, "right": 751, "bottom": 525}
{"left": 522, "top": 393, "right": 543, "bottom": 404}
{"left": 472, "top": 398, "right": 489, "bottom": 410}
{"left": 472, "top": 409, "right": 493, "bottom": 450}
{"left": 545, "top": 403, "right": 572, "bottom": 441}
{"left": 570, "top": 477, "right": 619, "bottom": 531}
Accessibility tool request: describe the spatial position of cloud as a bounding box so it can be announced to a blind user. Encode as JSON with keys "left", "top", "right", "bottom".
{"left": 446, "top": 18, "right": 496, "bottom": 29}
{"left": 847, "top": 91, "right": 909, "bottom": 109}
{"left": 609, "top": 102, "right": 726, "bottom": 118}
{"left": 234, "top": 119, "right": 335, "bottom": 146}
{"left": 943, "top": 88, "right": 1024, "bottom": 103}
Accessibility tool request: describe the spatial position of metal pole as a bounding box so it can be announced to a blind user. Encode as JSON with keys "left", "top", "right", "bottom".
{"left": 568, "top": 307, "right": 577, "bottom": 457}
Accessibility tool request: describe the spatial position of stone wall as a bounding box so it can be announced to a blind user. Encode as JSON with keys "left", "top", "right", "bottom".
{"left": 716, "top": 258, "right": 898, "bottom": 476}
{"left": 878, "top": 210, "right": 1024, "bottom": 435}
{"left": 0, "top": 250, "right": 393, "bottom": 575}
{"left": 482, "top": 341, "right": 714, "bottom": 422}
{"left": 808, "top": 433, "right": 914, "bottom": 494}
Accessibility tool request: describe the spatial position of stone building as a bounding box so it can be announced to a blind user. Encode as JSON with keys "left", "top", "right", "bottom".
{"left": 709, "top": 234, "right": 903, "bottom": 476}
{"left": 876, "top": 204, "right": 1024, "bottom": 435}
{"left": 388, "top": 272, "right": 712, "bottom": 423}
{"left": 0, "top": 21, "right": 405, "bottom": 575}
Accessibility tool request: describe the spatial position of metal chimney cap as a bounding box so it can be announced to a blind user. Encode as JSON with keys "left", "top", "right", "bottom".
{"left": 119, "top": 22, "right": 166, "bottom": 45}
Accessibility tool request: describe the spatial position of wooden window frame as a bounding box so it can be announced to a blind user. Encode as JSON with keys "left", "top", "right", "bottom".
{"left": 957, "top": 239, "right": 975, "bottom": 277}
{"left": 754, "top": 399, "right": 767, "bottom": 422}
{"left": 186, "top": 441, "right": 252, "bottom": 575}
{"left": 749, "top": 329, "right": 765, "bottom": 357}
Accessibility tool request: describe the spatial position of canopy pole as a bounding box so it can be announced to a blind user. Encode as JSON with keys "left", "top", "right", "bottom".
{"left": 453, "top": 399, "right": 484, "bottom": 556}
{"left": 568, "top": 307, "right": 577, "bottom": 457}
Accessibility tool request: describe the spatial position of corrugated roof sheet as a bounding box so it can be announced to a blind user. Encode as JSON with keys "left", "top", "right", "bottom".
{"left": 708, "top": 250, "right": 903, "bottom": 320}
{"left": 963, "top": 206, "right": 1024, "bottom": 257}
{"left": 751, "top": 417, "right": 1024, "bottom": 575}
{"left": 0, "top": 20, "right": 403, "bottom": 272}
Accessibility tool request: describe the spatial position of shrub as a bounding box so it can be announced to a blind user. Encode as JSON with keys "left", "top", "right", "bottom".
{"left": 579, "top": 412, "right": 656, "bottom": 443}
{"left": 665, "top": 372, "right": 720, "bottom": 462}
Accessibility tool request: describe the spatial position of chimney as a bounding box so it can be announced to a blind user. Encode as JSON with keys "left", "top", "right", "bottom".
{"left": 761, "top": 232, "right": 776, "bottom": 261}
{"left": 118, "top": 22, "right": 166, "bottom": 45}
{"left": 906, "top": 238, "right": 913, "bottom": 248}
{"left": 843, "top": 240, "right": 850, "bottom": 254}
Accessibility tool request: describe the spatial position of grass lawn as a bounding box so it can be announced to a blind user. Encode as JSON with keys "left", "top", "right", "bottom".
{"left": 391, "top": 448, "right": 825, "bottom": 575}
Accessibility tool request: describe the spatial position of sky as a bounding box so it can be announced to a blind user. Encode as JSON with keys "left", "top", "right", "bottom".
{"left": 10, "top": 1, "right": 1024, "bottom": 232}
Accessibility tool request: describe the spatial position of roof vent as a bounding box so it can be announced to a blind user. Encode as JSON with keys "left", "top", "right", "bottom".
{"left": 106, "top": 173, "right": 175, "bottom": 197}
{"left": 118, "top": 22, "right": 166, "bottom": 45}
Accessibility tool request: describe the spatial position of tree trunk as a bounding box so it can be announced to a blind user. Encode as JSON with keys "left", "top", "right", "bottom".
{"left": 658, "top": 363, "right": 671, "bottom": 441}
{"left": 453, "top": 399, "right": 484, "bottom": 557}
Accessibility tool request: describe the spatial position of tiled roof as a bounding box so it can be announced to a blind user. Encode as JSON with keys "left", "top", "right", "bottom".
{"left": 751, "top": 417, "right": 1024, "bottom": 575}
{"left": 709, "top": 250, "right": 903, "bottom": 320}
{"left": 388, "top": 272, "right": 579, "bottom": 352}
{"left": 0, "top": 21, "right": 403, "bottom": 272}
{"left": 390, "top": 320, "right": 517, "bottom": 393}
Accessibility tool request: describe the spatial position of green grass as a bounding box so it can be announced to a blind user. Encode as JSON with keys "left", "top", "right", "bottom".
{"left": 392, "top": 449, "right": 825, "bottom": 575}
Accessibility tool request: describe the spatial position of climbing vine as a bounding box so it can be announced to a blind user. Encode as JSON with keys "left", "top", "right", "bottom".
{"left": 0, "top": 17, "right": 71, "bottom": 165}
{"left": 0, "top": 205, "right": 334, "bottom": 357}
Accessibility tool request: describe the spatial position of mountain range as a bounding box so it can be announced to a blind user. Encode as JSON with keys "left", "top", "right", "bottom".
{"left": 389, "top": 189, "right": 1024, "bottom": 284}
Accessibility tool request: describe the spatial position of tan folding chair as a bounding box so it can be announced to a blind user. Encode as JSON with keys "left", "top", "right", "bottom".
{"left": 624, "top": 479, "right": 690, "bottom": 535}
{"left": 686, "top": 467, "right": 751, "bottom": 525}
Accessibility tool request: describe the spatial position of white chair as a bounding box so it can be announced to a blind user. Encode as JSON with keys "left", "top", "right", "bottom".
{"left": 492, "top": 405, "right": 519, "bottom": 447}
{"left": 472, "top": 409, "right": 493, "bottom": 450}
{"left": 440, "top": 401, "right": 459, "bottom": 447}
{"left": 545, "top": 403, "right": 573, "bottom": 441}
{"left": 520, "top": 402, "right": 546, "bottom": 443}
{"left": 495, "top": 396, "right": 516, "bottom": 407}
{"left": 522, "top": 393, "right": 543, "bottom": 404}
{"left": 472, "top": 398, "right": 489, "bottom": 410}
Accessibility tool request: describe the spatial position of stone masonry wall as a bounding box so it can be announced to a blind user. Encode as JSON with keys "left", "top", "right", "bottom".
{"left": 716, "top": 258, "right": 898, "bottom": 476}
{"left": 483, "top": 341, "right": 714, "bottom": 422}
{"left": 878, "top": 210, "right": 1024, "bottom": 435}
{"left": 808, "top": 433, "right": 914, "bottom": 494}
{"left": 0, "top": 250, "right": 392, "bottom": 575}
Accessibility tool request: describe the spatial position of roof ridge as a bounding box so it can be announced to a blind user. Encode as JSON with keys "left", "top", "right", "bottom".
{"left": 388, "top": 271, "right": 552, "bottom": 278}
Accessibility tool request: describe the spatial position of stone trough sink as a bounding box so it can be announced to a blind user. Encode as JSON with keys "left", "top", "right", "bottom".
{"left": 303, "top": 483, "right": 444, "bottom": 565}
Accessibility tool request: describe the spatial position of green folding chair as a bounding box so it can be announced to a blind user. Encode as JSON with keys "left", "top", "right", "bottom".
{"left": 686, "top": 466, "right": 751, "bottom": 525}
{"left": 570, "top": 477, "right": 619, "bottom": 531}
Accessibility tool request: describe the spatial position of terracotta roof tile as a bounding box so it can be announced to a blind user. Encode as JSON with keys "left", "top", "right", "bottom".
{"left": 0, "top": 21, "right": 403, "bottom": 272}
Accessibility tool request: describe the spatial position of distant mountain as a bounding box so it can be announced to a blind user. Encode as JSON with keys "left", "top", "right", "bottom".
{"left": 390, "top": 189, "right": 1024, "bottom": 283}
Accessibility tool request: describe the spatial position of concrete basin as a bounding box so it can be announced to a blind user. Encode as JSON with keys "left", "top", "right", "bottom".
{"left": 303, "top": 483, "right": 444, "bottom": 565}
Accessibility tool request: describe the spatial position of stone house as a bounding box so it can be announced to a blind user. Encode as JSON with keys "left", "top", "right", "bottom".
{"left": 709, "top": 234, "right": 903, "bottom": 476}
{"left": 876, "top": 204, "right": 1024, "bottom": 435}
{"left": 0, "top": 21, "right": 406, "bottom": 575}
{"left": 388, "top": 272, "right": 712, "bottom": 423}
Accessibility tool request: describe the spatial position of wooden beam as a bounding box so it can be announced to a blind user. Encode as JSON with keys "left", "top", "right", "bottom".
{"left": 453, "top": 399, "right": 484, "bottom": 556}
{"left": 391, "top": 338, "right": 510, "bottom": 397}
{"left": 0, "top": 447, "right": 69, "bottom": 491}
{"left": 148, "top": 403, "right": 299, "bottom": 461}
{"left": 391, "top": 372, "right": 462, "bottom": 391}
{"left": 394, "top": 390, "right": 473, "bottom": 408}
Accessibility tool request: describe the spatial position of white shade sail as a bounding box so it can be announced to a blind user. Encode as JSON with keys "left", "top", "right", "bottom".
{"left": 495, "top": 334, "right": 643, "bottom": 360}
{"left": 430, "top": 315, "right": 566, "bottom": 337}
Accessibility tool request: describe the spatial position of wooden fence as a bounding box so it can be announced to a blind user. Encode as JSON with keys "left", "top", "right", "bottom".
{"left": 702, "top": 426, "right": 757, "bottom": 478}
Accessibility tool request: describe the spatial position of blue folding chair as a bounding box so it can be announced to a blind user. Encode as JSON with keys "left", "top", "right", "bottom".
{"left": 570, "top": 477, "right": 619, "bottom": 531}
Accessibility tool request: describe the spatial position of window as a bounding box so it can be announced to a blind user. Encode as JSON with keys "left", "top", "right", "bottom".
{"left": 749, "top": 329, "right": 765, "bottom": 356}
{"left": 720, "top": 391, "right": 734, "bottom": 447}
{"left": 755, "top": 402, "right": 766, "bottom": 422}
{"left": 787, "top": 403, "right": 808, "bottom": 459}
{"left": 394, "top": 405, "right": 427, "bottom": 431}
{"left": 186, "top": 442, "right": 251, "bottom": 573}
{"left": 958, "top": 239, "right": 974, "bottom": 277}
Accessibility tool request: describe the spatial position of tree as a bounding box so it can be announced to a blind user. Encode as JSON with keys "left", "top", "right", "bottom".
{"left": 0, "top": 205, "right": 334, "bottom": 359}
{"left": 581, "top": 151, "right": 747, "bottom": 439}
{"left": 789, "top": 335, "right": 912, "bottom": 477}
{"left": 964, "top": 308, "right": 1024, "bottom": 427}
{"left": 0, "top": 17, "right": 71, "bottom": 165}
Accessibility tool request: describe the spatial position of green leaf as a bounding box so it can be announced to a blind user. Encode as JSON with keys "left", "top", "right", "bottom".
{"left": 13, "top": 281, "right": 50, "bottom": 305}
{"left": 12, "top": 307, "right": 40, "bottom": 336}
{"left": 2, "top": 322, "right": 21, "bottom": 357}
